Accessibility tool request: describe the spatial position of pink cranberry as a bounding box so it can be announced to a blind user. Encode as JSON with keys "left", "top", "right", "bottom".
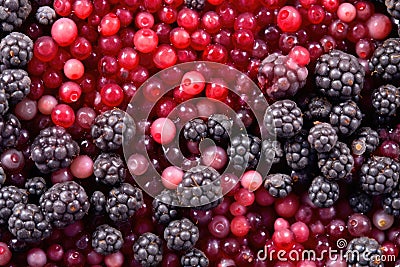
{"left": 64, "top": 59, "right": 84, "bottom": 80}
{"left": 38, "top": 95, "right": 58, "bottom": 115}
{"left": 59, "top": 81, "right": 82, "bottom": 103}
{"left": 117, "top": 47, "right": 139, "bottom": 70}
{"left": 135, "top": 12, "right": 154, "bottom": 28}
{"left": 100, "top": 83, "right": 124, "bottom": 107}
{"left": 153, "top": 45, "right": 178, "bottom": 69}
{"left": 161, "top": 166, "right": 184, "bottom": 189}
{"left": 288, "top": 46, "right": 310, "bottom": 67}
{"left": 337, "top": 3, "right": 356, "bottom": 22}
{"left": 27, "top": 248, "right": 47, "bottom": 267}
{"left": 34, "top": 36, "right": 58, "bottom": 62}
{"left": 170, "top": 27, "right": 191, "bottom": 49}
{"left": 51, "top": 18, "right": 78, "bottom": 46}
{"left": 0, "top": 242, "right": 12, "bottom": 266}
{"left": 73, "top": 0, "right": 93, "bottom": 19}
{"left": 128, "top": 153, "right": 149, "bottom": 176}
{"left": 70, "top": 155, "right": 93, "bottom": 179}
{"left": 230, "top": 215, "right": 250, "bottom": 237}
{"left": 277, "top": 6, "right": 302, "bottom": 32}
{"left": 134, "top": 28, "right": 158, "bottom": 53}
{"left": 366, "top": 13, "right": 392, "bottom": 40}
{"left": 177, "top": 8, "right": 200, "bottom": 32}
{"left": 181, "top": 71, "right": 205, "bottom": 95}
{"left": 274, "top": 218, "right": 290, "bottom": 231}
{"left": 99, "top": 13, "right": 120, "bottom": 36}
{"left": 240, "top": 170, "right": 263, "bottom": 191}
{"left": 51, "top": 104, "right": 75, "bottom": 128}
{"left": 150, "top": 118, "right": 176, "bottom": 144}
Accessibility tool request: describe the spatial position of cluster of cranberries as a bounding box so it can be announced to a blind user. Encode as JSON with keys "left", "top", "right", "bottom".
{"left": 0, "top": 0, "right": 399, "bottom": 265}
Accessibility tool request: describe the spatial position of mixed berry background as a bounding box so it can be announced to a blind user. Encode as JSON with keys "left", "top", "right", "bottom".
{"left": 0, "top": 0, "right": 400, "bottom": 266}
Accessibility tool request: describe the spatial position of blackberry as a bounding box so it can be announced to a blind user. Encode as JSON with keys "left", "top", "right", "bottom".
{"left": 133, "top": 232, "right": 163, "bottom": 267}
{"left": 346, "top": 237, "right": 383, "bottom": 267}
{"left": 264, "top": 173, "right": 293, "bottom": 198}
{"left": 329, "top": 100, "right": 362, "bottom": 136}
{"left": 372, "top": 84, "right": 400, "bottom": 117}
{"left": 382, "top": 189, "right": 400, "bottom": 217}
{"left": 0, "top": 32, "right": 33, "bottom": 68}
{"left": 318, "top": 141, "right": 354, "bottom": 180}
{"left": 261, "top": 139, "right": 283, "bottom": 165}
{"left": 315, "top": 50, "right": 365, "bottom": 101}
{"left": 164, "top": 218, "right": 199, "bottom": 251}
{"left": 94, "top": 153, "right": 126, "bottom": 186}
{"left": 8, "top": 203, "right": 51, "bottom": 243}
{"left": 308, "top": 176, "right": 340, "bottom": 208}
{"left": 0, "top": 89, "right": 8, "bottom": 115}
{"left": 90, "top": 191, "right": 106, "bottom": 214}
{"left": 308, "top": 122, "right": 338, "bottom": 153}
{"left": 39, "top": 181, "right": 90, "bottom": 228}
{"left": 185, "top": 0, "right": 205, "bottom": 10}
{"left": 264, "top": 99, "right": 303, "bottom": 139}
{"left": 30, "top": 126, "right": 80, "bottom": 174}
{"left": 386, "top": 0, "right": 400, "bottom": 21}
{"left": 369, "top": 38, "right": 400, "bottom": 81}
{"left": 181, "top": 248, "right": 209, "bottom": 267}
{"left": 0, "top": 114, "right": 21, "bottom": 150}
{"left": 285, "top": 130, "right": 315, "bottom": 170}
{"left": 351, "top": 127, "right": 380, "bottom": 155}
{"left": 207, "top": 114, "right": 232, "bottom": 143}
{"left": 91, "top": 224, "right": 124, "bottom": 255}
{"left": 35, "top": 6, "right": 56, "bottom": 25}
{"left": 105, "top": 183, "right": 143, "bottom": 222}
{"left": 227, "top": 134, "right": 261, "bottom": 171}
{"left": 349, "top": 191, "right": 373, "bottom": 214}
{"left": 0, "top": 185, "right": 28, "bottom": 224}
{"left": 183, "top": 118, "right": 208, "bottom": 142}
{"left": 360, "top": 156, "right": 400, "bottom": 195}
{"left": 152, "top": 190, "right": 180, "bottom": 225}
{"left": 176, "top": 166, "right": 222, "bottom": 210}
{"left": 0, "top": 165, "right": 5, "bottom": 186}
{"left": 0, "top": 0, "right": 32, "bottom": 32}
{"left": 304, "top": 96, "right": 332, "bottom": 122}
{"left": 0, "top": 69, "right": 31, "bottom": 105}
{"left": 258, "top": 52, "right": 308, "bottom": 100}
{"left": 91, "top": 109, "right": 136, "bottom": 152}
{"left": 24, "top": 177, "right": 46, "bottom": 196}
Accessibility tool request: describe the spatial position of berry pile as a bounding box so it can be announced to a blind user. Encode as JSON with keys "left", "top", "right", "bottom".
{"left": 0, "top": 0, "right": 399, "bottom": 266}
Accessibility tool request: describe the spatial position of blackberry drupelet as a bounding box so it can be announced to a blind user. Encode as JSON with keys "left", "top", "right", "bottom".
{"left": 105, "top": 183, "right": 143, "bottom": 222}
{"left": 91, "top": 224, "right": 124, "bottom": 255}
{"left": 304, "top": 96, "right": 332, "bottom": 122}
{"left": 227, "top": 134, "right": 261, "bottom": 171}
{"left": 318, "top": 141, "right": 354, "bottom": 180}
{"left": 0, "top": 0, "right": 32, "bottom": 32}
{"left": 262, "top": 139, "right": 283, "bottom": 165}
{"left": 90, "top": 191, "right": 106, "bottom": 214}
{"left": 315, "top": 50, "right": 365, "bottom": 101}
{"left": 372, "top": 84, "right": 400, "bottom": 117}
{"left": 8, "top": 203, "right": 51, "bottom": 243}
{"left": 176, "top": 166, "right": 222, "bottom": 210}
{"left": 164, "top": 218, "right": 199, "bottom": 251}
{"left": 264, "top": 173, "right": 293, "bottom": 198}
{"left": 39, "top": 181, "right": 90, "bottom": 228}
{"left": 382, "top": 189, "right": 400, "bottom": 217}
{"left": 308, "top": 122, "right": 338, "bottom": 153}
{"left": 152, "top": 190, "right": 180, "bottom": 225}
{"left": 24, "top": 177, "right": 46, "bottom": 196}
{"left": 308, "top": 176, "right": 340, "bottom": 208}
{"left": 329, "top": 100, "right": 362, "bottom": 136}
{"left": 30, "top": 126, "right": 80, "bottom": 174}
{"left": 35, "top": 6, "right": 56, "bottom": 25}
{"left": 360, "top": 156, "right": 400, "bottom": 195}
{"left": 285, "top": 130, "right": 315, "bottom": 170}
{"left": 0, "top": 32, "right": 33, "bottom": 68}
{"left": 91, "top": 109, "right": 136, "bottom": 151}
{"left": 133, "top": 232, "right": 163, "bottom": 267}
{"left": 183, "top": 118, "right": 208, "bottom": 142}
{"left": 369, "top": 38, "right": 400, "bottom": 81}
{"left": 258, "top": 52, "right": 308, "bottom": 100}
{"left": 94, "top": 153, "right": 126, "bottom": 186}
{"left": 181, "top": 248, "right": 209, "bottom": 267}
{"left": 264, "top": 99, "right": 303, "bottom": 139}
{"left": 207, "top": 114, "right": 232, "bottom": 143}
{"left": 0, "top": 185, "right": 28, "bottom": 224}
{"left": 351, "top": 127, "right": 380, "bottom": 155}
{"left": 0, "top": 89, "right": 8, "bottom": 115}
{"left": 0, "top": 69, "right": 31, "bottom": 105}
{"left": 346, "top": 237, "right": 384, "bottom": 267}
{"left": 0, "top": 165, "right": 5, "bottom": 186}
{"left": 185, "top": 0, "right": 205, "bottom": 10}
{"left": 349, "top": 191, "right": 373, "bottom": 214}
{"left": 0, "top": 114, "right": 21, "bottom": 150}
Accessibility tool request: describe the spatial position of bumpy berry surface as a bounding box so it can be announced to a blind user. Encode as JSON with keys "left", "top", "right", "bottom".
{"left": 318, "top": 141, "right": 354, "bottom": 180}
{"left": 0, "top": 185, "right": 28, "bottom": 224}
{"left": 133, "top": 232, "right": 163, "bottom": 267}
{"left": 181, "top": 248, "right": 209, "bottom": 267}
{"left": 164, "top": 218, "right": 199, "bottom": 251}
{"left": 93, "top": 153, "right": 126, "bottom": 186}
{"left": 308, "top": 175, "right": 340, "bottom": 208}
{"left": 0, "top": 32, "right": 33, "bottom": 68}
{"left": 308, "top": 122, "right": 338, "bottom": 153}
{"left": 369, "top": 38, "right": 400, "bottom": 81}
{"left": 349, "top": 190, "right": 373, "bottom": 214}
{"left": 329, "top": 100, "right": 362, "bottom": 136}
{"left": 264, "top": 173, "right": 293, "bottom": 198}
{"left": 91, "top": 224, "right": 124, "bottom": 255}
{"left": 346, "top": 237, "right": 384, "bottom": 267}
{"left": 0, "top": 0, "right": 31, "bottom": 32}
{"left": 227, "top": 134, "right": 261, "bottom": 171}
